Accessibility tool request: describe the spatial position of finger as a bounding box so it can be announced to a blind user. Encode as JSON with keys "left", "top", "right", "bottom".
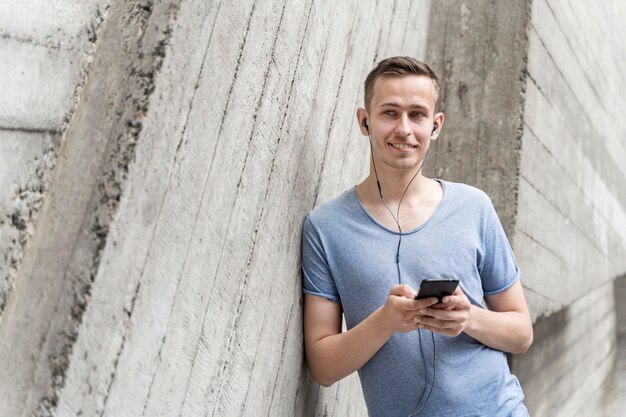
{"left": 418, "top": 315, "right": 445, "bottom": 329}
{"left": 424, "top": 308, "right": 468, "bottom": 326}
{"left": 419, "top": 315, "right": 461, "bottom": 332}
{"left": 412, "top": 297, "right": 439, "bottom": 309}
{"left": 389, "top": 284, "right": 417, "bottom": 299}
{"left": 419, "top": 307, "right": 454, "bottom": 321}
{"left": 442, "top": 288, "right": 468, "bottom": 306}
{"left": 440, "top": 295, "right": 458, "bottom": 307}
{"left": 400, "top": 297, "right": 435, "bottom": 313}
{"left": 441, "top": 286, "right": 463, "bottom": 301}
{"left": 402, "top": 298, "right": 437, "bottom": 312}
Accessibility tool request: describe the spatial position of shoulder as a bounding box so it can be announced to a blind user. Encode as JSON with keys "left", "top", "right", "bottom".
{"left": 441, "top": 179, "right": 493, "bottom": 210}
{"left": 306, "top": 187, "right": 359, "bottom": 229}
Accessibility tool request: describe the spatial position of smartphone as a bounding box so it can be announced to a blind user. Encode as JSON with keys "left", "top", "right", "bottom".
{"left": 414, "top": 278, "right": 459, "bottom": 303}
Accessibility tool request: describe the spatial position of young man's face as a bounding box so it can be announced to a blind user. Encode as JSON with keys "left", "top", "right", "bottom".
{"left": 359, "top": 75, "right": 443, "bottom": 172}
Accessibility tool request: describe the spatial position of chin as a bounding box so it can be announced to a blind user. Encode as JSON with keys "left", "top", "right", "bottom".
{"left": 383, "top": 159, "right": 422, "bottom": 171}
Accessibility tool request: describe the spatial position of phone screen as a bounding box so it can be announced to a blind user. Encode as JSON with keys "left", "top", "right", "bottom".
{"left": 414, "top": 279, "right": 459, "bottom": 302}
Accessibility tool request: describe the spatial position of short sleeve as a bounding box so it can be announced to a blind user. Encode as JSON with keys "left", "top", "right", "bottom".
{"left": 301, "top": 214, "right": 341, "bottom": 303}
{"left": 479, "top": 199, "right": 521, "bottom": 295}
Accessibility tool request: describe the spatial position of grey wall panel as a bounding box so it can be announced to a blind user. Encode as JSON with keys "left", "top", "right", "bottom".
{"left": 0, "top": 0, "right": 432, "bottom": 416}
{"left": 512, "top": 1, "right": 626, "bottom": 415}
{"left": 425, "top": 0, "right": 626, "bottom": 416}
{"left": 0, "top": 0, "right": 108, "bottom": 323}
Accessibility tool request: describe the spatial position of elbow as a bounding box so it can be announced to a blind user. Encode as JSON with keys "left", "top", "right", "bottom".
{"left": 308, "top": 367, "right": 337, "bottom": 387}
{"left": 317, "top": 379, "right": 336, "bottom": 388}
{"left": 513, "top": 328, "right": 533, "bottom": 355}
{"left": 521, "top": 331, "right": 534, "bottom": 354}
{"left": 305, "top": 345, "right": 339, "bottom": 387}
{"left": 512, "top": 341, "right": 531, "bottom": 355}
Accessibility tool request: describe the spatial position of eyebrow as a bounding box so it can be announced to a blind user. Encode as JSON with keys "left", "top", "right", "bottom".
{"left": 377, "top": 102, "right": 430, "bottom": 111}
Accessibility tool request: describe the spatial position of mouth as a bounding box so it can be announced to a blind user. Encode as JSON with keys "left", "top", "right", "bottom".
{"left": 389, "top": 143, "right": 418, "bottom": 150}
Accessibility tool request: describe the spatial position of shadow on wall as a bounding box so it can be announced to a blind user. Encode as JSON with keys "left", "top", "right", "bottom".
{"left": 511, "top": 278, "right": 622, "bottom": 417}
{"left": 614, "top": 275, "right": 626, "bottom": 338}
{"left": 609, "top": 275, "right": 626, "bottom": 416}
{"left": 509, "top": 305, "right": 569, "bottom": 415}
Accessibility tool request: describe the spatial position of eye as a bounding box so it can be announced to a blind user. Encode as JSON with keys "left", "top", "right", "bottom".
{"left": 383, "top": 110, "right": 396, "bottom": 116}
{"left": 411, "top": 111, "right": 425, "bottom": 119}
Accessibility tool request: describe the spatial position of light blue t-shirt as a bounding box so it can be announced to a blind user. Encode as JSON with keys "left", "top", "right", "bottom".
{"left": 301, "top": 180, "right": 528, "bottom": 417}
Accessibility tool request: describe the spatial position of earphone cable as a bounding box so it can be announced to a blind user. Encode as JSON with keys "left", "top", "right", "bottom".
{"left": 367, "top": 134, "right": 435, "bottom": 416}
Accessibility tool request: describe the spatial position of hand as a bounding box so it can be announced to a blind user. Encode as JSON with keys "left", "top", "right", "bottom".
{"left": 416, "top": 287, "right": 472, "bottom": 336}
{"left": 380, "top": 285, "right": 439, "bottom": 334}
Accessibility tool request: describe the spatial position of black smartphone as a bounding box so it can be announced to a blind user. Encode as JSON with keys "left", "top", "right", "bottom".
{"left": 414, "top": 278, "right": 459, "bottom": 303}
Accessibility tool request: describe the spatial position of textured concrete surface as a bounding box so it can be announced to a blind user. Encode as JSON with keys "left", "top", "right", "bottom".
{"left": 0, "top": 0, "right": 109, "bottom": 322}
{"left": 514, "top": 1, "right": 626, "bottom": 414}
{"left": 0, "top": 130, "right": 58, "bottom": 313}
{"left": 517, "top": 0, "right": 626, "bottom": 319}
{"left": 609, "top": 275, "right": 626, "bottom": 417}
{"left": 510, "top": 280, "right": 618, "bottom": 417}
{"left": 0, "top": 0, "right": 109, "bottom": 130}
{"left": 0, "top": 0, "right": 177, "bottom": 414}
{"left": 0, "top": 0, "right": 432, "bottom": 415}
{"left": 3, "top": 0, "right": 625, "bottom": 415}
{"left": 424, "top": 0, "right": 530, "bottom": 240}
{"left": 609, "top": 333, "right": 626, "bottom": 417}
{"left": 425, "top": 0, "right": 626, "bottom": 416}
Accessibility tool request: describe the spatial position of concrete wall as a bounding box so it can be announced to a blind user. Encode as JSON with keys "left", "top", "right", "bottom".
{"left": 512, "top": 1, "right": 626, "bottom": 415}
{"left": 517, "top": 0, "right": 626, "bottom": 320}
{"left": 4, "top": 0, "right": 625, "bottom": 415}
{"left": 426, "top": 0, "right": 626, "bottom": 416}
{"left": 0, "top": 0, "right": 431, "bottom": 415}
{"left": 0, "top": 0, "right": 109, "bottom": 318}
{"left": 510, "top": 280, "right": 618, "bottom": 417}
{"left": 424, "top": 0, "right": 530, "bottom": 240}
{"left": 610, "top": 275, "right": 626, "bottom": 416}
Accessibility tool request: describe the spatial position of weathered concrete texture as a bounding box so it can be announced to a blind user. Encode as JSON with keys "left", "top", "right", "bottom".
{"left": 610, "top": 332, "right": 626, "bottom": 417}
{"left": 0, "top": 0, "right": 178, "bottom": 414}
{"left": 0, "top": 40, "right": 85, "bottom": 131}
{"left": 516, "top": 0, "right": 626, "bottom": 319}
{"left": 510, "top": 280, "right": 618, "bottom": 417}
{"left": 615, "top": 276, "right": 626, "bottom": 338}
{"left": 0, "top": 0, "right": 110, "bottom": 130}
{"left": 425, "top": 1, "right": 626, "bottom": 416}
{"left": 53, "top": 0, "right": 430, "bottom": 415}
{"left": 609, "top": 275, "right": 626, "bottom": 417}
{"left": 512, "top": 0, "right": 626, "bottom": 415}
{"left": 424, "top": 0, "right": 531, "bottom": 239}
{"left": 0, "top": 0, "right": 110, "bottom": 322}
{"left": 0, "top": 130, "right": 58, "bottom": 314}
{"left": 0, "top": 0, "right": 432, "bottom": 416}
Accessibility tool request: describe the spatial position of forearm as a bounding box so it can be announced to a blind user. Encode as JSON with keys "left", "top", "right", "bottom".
{"left": 465, "top": 305, "right": 533, "bottom": 354}
{"left": 306, "top": 307, "right": 392, "bottom": 386}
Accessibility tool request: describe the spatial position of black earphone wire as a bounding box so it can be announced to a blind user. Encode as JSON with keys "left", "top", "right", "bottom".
{"left": 366, "top": 124, "right": 436, "bottom": 416}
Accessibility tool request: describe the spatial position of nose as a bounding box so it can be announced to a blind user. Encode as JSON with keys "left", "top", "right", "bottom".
{"left": 394, "top": 114, "right": 411, "bottom": 137}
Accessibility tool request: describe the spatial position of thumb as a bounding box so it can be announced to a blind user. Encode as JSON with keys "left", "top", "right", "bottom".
{"left": 389, "top": 284, "right": 417, "bottom": 299}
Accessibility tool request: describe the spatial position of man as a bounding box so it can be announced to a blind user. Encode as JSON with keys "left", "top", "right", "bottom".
{"left": 301, "top": 56, "right": 533, "bottom": 416}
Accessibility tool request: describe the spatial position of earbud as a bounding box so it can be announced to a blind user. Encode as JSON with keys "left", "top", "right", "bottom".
{"left": 362, "top": 118, "right": 383, "bottom": 199}
{"left": 431, "top": 124, "right": 437, "bottom": 134}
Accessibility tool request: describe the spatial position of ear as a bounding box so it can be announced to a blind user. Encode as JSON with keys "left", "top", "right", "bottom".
{"left": 430, "top": 112, "right": 445, "bottom": 141}
{"left": 356, "top": 107, "right": 369, "bottom": 136}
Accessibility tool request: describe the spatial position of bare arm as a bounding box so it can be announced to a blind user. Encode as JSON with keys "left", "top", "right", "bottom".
{"left": 468, "top": 280, "right": 533, "bottom": 354}
{"left": 417, "top": 280, "right": 533, "bottom": 354}
{"left": 303, "top": 285, "right": 438, "bottom": 387}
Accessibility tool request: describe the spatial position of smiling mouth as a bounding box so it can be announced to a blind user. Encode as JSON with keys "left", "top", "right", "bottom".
{"left": 389, "top": 143, "right": 417, "bottom": 149}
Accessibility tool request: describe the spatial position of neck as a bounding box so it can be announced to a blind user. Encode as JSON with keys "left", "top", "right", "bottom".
{"left": 361, "top": 163, "right": 432, "bottom": 204}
